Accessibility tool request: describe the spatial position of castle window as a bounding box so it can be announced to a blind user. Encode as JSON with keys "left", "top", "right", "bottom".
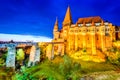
{"left": 95, "top": 23, "right": 101, "bottom": 26}
{"left": 86, "top": 23, "right": 91, "bottom": 26}
{"left": 104, "top": 22, "right": 108, "bottom": 26}
{"left": 78, "top": 24, "right": 83, "bottom": 27}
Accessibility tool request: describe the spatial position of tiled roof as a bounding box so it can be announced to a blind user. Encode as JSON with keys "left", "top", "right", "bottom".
{"left": 77, "top": 16, "right": 103, "bottom": 24}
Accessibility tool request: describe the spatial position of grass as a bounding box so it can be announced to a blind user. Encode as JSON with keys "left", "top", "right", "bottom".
{"left": 23, "top": 56, "right": 120, "bottom": 79}
{"left": 25, "top": 59, "right": 65, "bottom": 79}
{"left": 0, "top": 55, "right": 120, "bottom": 80}
{"left": 78, "top": 60, "right": 116, "bottom": 73}
{"left": 0, "top": 67, "right": 15, "bottom": 80}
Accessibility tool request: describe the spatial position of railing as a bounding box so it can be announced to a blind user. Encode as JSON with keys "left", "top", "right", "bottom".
{"left": 0, "top": 42, "right": 35, "bottom": 48}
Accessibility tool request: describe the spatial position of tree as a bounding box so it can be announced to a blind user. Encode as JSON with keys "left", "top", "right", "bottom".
{"left": 107, "top": 47, "right": 120, "bottom": 65}
{"left": 16, "top": 49, "right": 25, "bottom": 65}
{"left": 16, "top": 49, "right": 25, "bottom": 61}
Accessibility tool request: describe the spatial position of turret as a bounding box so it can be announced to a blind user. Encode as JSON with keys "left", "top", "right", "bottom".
{"left": 53, "top": 17, "right": 58, "bottom": 32}
{"left": 62, "top": 6, "right": 73, "bottom": 26}
{"left": 62, "top": 6, "right": 73, "bottom": 41}
{"left": 53, "top": 17, "right": 60, "bottom": 40}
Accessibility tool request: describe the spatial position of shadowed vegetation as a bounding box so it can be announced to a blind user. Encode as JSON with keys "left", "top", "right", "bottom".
{"left": 14, "top": 55, "right": 120, "bottom": 80}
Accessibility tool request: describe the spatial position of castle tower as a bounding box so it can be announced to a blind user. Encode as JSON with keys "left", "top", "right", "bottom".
{"left": 62, "top": 6, "right": 73, "bottom": 41}
{"left": 63, "top": 6, "right": 73, "bottom": 26}
{"left": 53, "top": 17, "right": 58, "bottom": 32}
{"left": 53, "top": 17, "right": 59, "bottom": 40}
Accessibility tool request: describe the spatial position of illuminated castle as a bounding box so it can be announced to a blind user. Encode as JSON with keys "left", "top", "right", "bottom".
{"left": 52, "top": 6, "right": 117, "bottom": 56}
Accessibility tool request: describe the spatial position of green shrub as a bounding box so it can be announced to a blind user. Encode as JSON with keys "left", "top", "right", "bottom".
{"left": 106, "top": 47, "right": 120, "bottom": 65}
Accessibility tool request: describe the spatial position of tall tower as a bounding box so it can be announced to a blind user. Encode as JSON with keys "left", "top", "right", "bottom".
{"left": 53, "top": 17, "right": 58, "bottom": 32}
{"left": 62, "top": 6, "right": 73, "bottom": 41}
{"left": 53, "top": 17, "right": 59, "bottom": 40}
{"left": 63, "top": 6, "right": 73, "bottom": 26}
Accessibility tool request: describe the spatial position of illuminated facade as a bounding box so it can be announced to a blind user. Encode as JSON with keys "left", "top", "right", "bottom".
{"left": 52, "top": 6, "right": 117, "bottom": 55}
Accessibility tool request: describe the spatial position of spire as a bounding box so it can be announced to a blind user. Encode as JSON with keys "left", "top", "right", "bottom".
{"left": 63, "top": 6, "right": 72, "bottom": 25}
{"left": 55, "top": 17, "right": 58, "bottom": 25}
{"left": 53, "top": 17, "right": 58, "bottom": 31}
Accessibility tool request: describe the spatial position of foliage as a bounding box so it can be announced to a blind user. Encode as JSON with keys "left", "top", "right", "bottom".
{"left": 0, "top": 58, "right": 5, "bottom": 66}
{"left": 15, "top": 66, "right": 37, "bottom": 80}
{"left": 16, "top": 49, "right": 25, "bottom": 61}
{"left": 0, "top": 50, "right": 7, "bottom": 67}
{"left": 107, "top": 47, "right": 120, "bottom": 65}
{"left": 110, "top": 47, "right": 118, "bottom": 53}
{"left": 23, "top": 55, "right": 82, "bottom": 80}
{"left": 59, "top": 55, "right": 72, "bottom": 78}
{"left": 19, "top": 54, "right": 120, "bottom": 79}
{"left": 0, "top": 67, "right": 15, "bottom": 80}
{"left": 39, "top": 45, "right": 47, "bottom": 61}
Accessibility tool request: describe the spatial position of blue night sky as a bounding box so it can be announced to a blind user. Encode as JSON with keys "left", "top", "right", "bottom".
{"left": 0, "top": 0, "right": 120, "bottom": 41}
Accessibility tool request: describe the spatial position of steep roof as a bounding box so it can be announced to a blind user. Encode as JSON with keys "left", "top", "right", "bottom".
{"left": 77, "top": 16, "right": 103, "bottom": 24}
{"left": 53, "top": 17, "right": 58, "bottom": 31}
{"left": 63, "top": 6, "right": 72, "bottom": 25}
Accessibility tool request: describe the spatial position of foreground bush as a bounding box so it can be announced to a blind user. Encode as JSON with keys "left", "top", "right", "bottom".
{"left": 106, "top": 47, "right": 120, "bottom": 66}
{"left": 18, "top": 55, "right": 82, "bottom": 80}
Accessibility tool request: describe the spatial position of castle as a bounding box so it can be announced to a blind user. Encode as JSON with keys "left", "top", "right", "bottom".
{"left": 52, "top": 6, "right": 119, "bottom": 54}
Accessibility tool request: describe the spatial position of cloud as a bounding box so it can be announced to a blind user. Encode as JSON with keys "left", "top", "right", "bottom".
{"left": 0, "top": 33, "right": 52, "bottom": 42}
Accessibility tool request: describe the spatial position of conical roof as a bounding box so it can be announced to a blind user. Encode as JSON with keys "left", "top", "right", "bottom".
{"left": 54, "top": 17, "right": 58, "bottom": 31}
{"left": 63, "top": 6, "right": 72, "bottom": 25}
